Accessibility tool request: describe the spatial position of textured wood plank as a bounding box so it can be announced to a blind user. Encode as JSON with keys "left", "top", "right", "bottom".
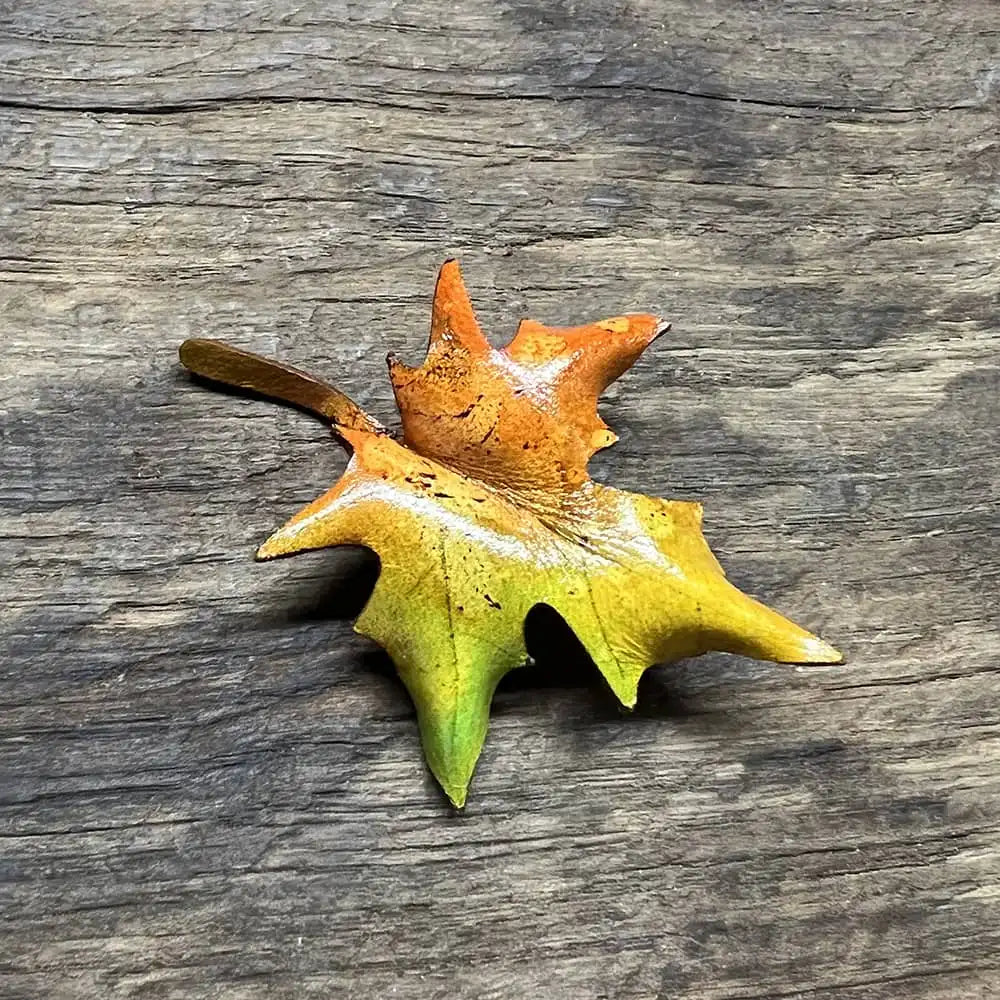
{"left": 1, "top": 2, "right": 999, "bottom": 999}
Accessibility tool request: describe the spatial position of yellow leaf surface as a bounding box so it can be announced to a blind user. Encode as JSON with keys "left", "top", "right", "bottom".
{"left": 180, "top": 261, "right": 841, "bottom": 807}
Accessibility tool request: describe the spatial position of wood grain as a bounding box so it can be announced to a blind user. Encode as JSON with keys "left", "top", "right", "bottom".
{"left": 1, "top": 3, "right": 998, "bottom": 998}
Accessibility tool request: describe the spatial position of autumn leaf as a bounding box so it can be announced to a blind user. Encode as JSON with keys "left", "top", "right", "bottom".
{"left": 179, "top": 260, "right": 841, "bottom": 807}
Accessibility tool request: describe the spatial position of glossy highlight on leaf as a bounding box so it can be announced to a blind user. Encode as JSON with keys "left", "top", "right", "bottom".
{"left": 179, "top": 260, "right": 842, "bottom": 807}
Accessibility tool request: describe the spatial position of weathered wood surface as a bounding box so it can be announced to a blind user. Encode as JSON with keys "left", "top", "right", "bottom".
{"left": 2, "top": 2, "right": 999, "bottom": 998}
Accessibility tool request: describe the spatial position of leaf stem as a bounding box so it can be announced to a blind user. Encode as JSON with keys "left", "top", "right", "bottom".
{"left": 178, "top": 339, "right": 384, "bottom": 436}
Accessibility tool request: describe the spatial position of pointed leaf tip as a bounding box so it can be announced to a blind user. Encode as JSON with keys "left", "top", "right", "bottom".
{"left": 254, "top": 539, "right": 279, "bottom": 561}
{"left": 428, "top": 257, "right": 488, "bottom": 354}
{"left": 445, "top": 783, "right": 468, "bottom": 810}
{"left": 796, "top": 635, "right": 844, "bottom": 665}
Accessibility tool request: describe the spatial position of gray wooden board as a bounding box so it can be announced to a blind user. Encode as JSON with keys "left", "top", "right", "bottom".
{"left": 1, "top": 2, "right": 999, "bottom": 998}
